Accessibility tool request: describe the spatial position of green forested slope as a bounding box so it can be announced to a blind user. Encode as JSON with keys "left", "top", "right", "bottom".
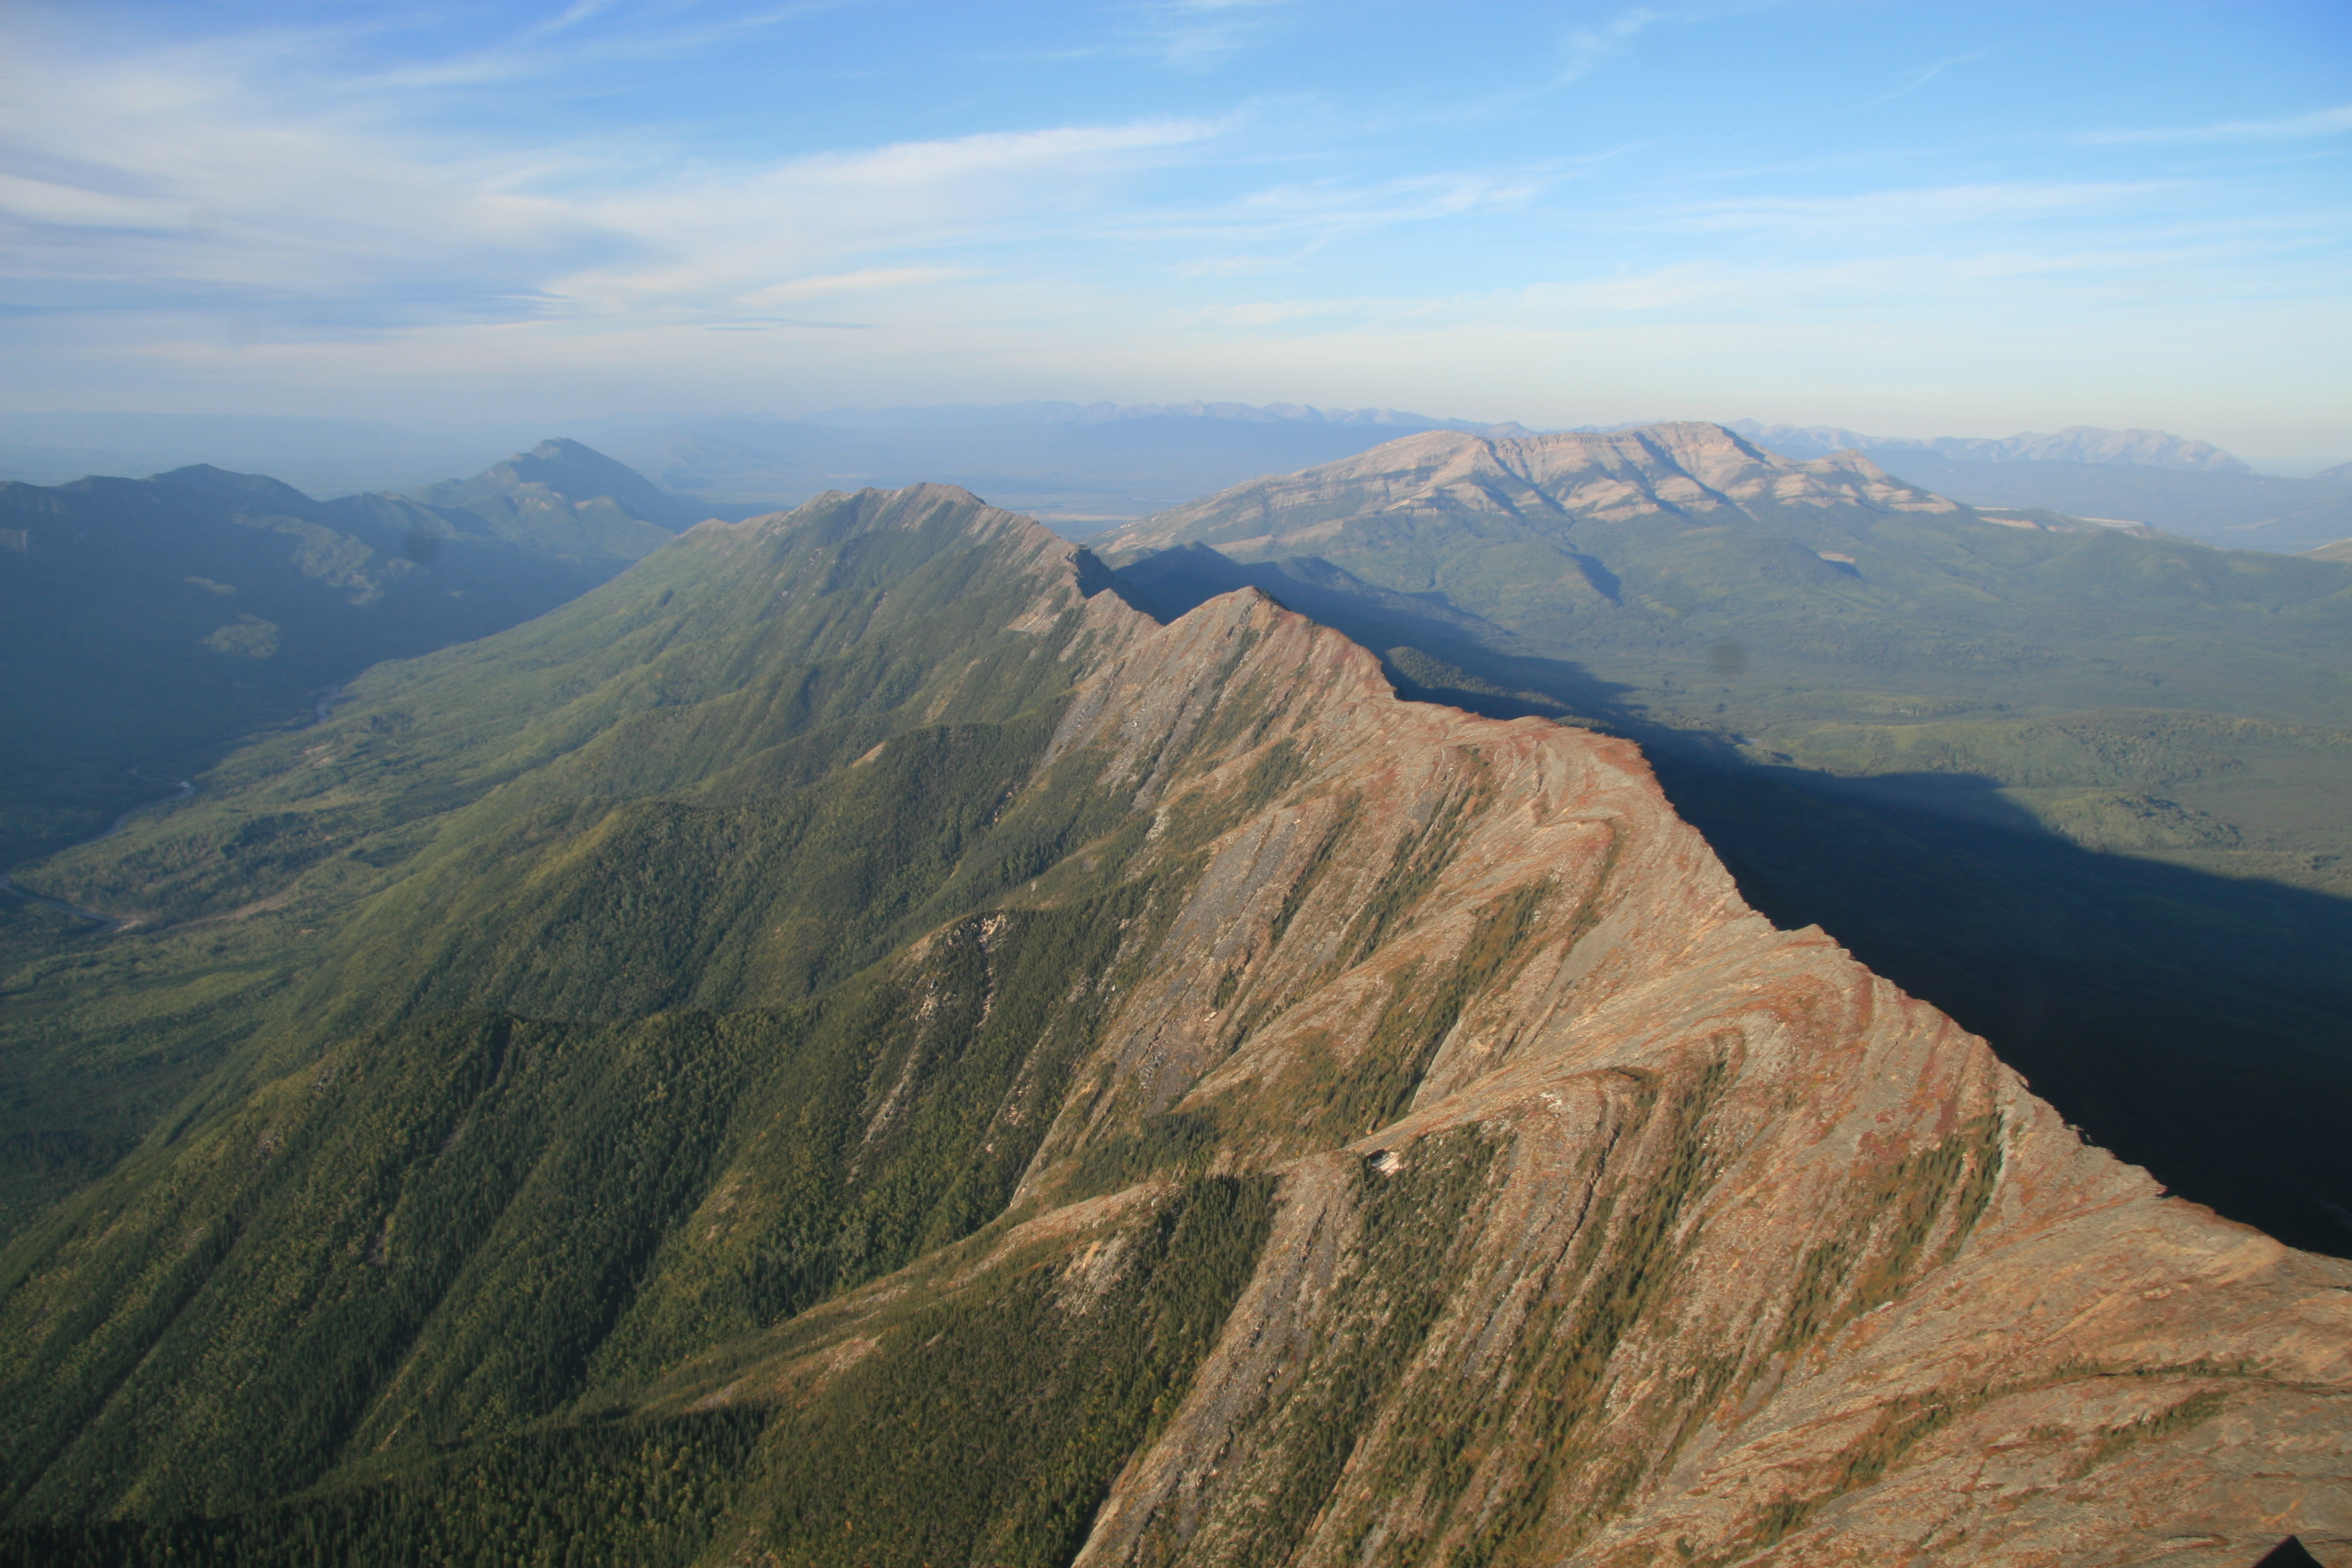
{"left": 0, "top": 484, "right": 1261, "bottom": 1547}
{"left": 0, "top": 442, "right": 690, "bottom": 871}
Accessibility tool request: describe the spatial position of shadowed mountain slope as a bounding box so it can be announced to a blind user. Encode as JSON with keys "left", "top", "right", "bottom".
{"left": 0, "top": 441, "right": 718, "bottom": 873}
{"left": 0, "top": 485, "right": 2342, "bottom": 1565}
{"left": 1093, "top": 426, "right": 2352, "bottom": 1253}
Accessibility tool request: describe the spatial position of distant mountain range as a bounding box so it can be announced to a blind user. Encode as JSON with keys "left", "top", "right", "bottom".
{"left": 0, "top": 439, "right": 728, "bottom": 869}
{"left": 406, "top": 436, "right": 728, "bottom": 538}
{"left": 793, "top": 399, "right": 1535, "bottom": 434}
{"left": 1719, "top": 421, "right": 2352, "bottom": 553}
{"left": 0, "top": 412, "right": 552, "bottom": 499}
{"left": 562, "top": 405, "right": 1540, "bottom": 524}
{"left": 7, "top": 407, "right": 2347, "bottom": 555}
{"left": 1728, "top": 420, "right": 2250, "bottom": 472}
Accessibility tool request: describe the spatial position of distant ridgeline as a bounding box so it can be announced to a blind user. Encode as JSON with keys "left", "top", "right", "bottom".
{"left": 0, "top": 439, "right": 717, "bottom": 869}
{"left": 0, "top": 483, "right": 2342, "bottom": 1564}
{"left": 1726, "top": 418, "right": 2352, "bottom": 554}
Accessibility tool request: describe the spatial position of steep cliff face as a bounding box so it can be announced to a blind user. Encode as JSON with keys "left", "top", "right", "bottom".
{"left": 1, "top": 487, "right": 2341, "bottom": 1564}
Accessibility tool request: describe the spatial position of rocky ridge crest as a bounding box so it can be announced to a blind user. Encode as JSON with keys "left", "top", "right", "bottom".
{"left": 636, "top": 515, "right": 2350, "bottom": 1564}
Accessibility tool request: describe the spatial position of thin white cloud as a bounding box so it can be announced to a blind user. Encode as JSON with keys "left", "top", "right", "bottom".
{"left": 536, "top": 0, "right": 628, "bottom": 34}
{"left": 1558, "top": 7, "right": 1665, "bottom": 84}
{"left": 1866, "top": 51, "right": 1989, "bottom": 108}
{"left": 1128, "top": 0, "right": 1298, "bottom": 68}
{"left": 1106, "top": 168, "right": 1555, "bottom": 262}
{"left": 545, "top": 119, "right": 1224, "bottom": 315}
{"left": 0, "top": 7, "right": 1224, "bottom": 330}
{"left": 364, "top": 1, "right": 835, "bottom": 90}
{"left": 742, "top": 268, "right": 975, "bottom": 305}
{"left": 1, "top": 0, "right": 2342, "bottom": 460}
{"left": 1173, "top": 293, "right": 1455, "bottom": 330}
{"left": 2077, "top": 103, "right": 2352, "bottom": 146}
{"left": 1661, "top": 181, "right": 2169, "bottom": 235}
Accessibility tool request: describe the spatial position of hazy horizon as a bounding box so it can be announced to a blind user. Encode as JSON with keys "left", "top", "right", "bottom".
{"left": 3, "top": 1, "right": 2347, "bottom": 459}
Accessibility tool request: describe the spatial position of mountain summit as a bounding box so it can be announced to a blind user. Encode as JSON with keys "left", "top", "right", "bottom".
{"left": 412, "top": 436, "right": 710, "bottom": 546}
{"left": 1, "top": 483, "right": 2341, "bottom": 1563}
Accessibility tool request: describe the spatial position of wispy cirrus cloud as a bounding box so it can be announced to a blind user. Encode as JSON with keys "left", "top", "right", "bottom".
{"left": 544, "top": 119, "right": 1226, "bottom": 315}
{"left": 0, "top": 0, "right": 2343, "bottom": 454}
{"left": 0, "top": 3, "right": 1227, "bottom": 334}
{"left": 1865, "top": 51, "right": 1990, "bottom": 108}
{"left": 1125, "top": 0, "right": 1300, "bottom": 68}
{"left": 1110, "top": 168, "right": 1555, "bottom": 266}
{"left": 1659, "top": 181, "right": 2170, "bottom": 236}
{"left": 1557, "top": 6, "right": 1665, "bottom": 83}
{"left": 2076, "top": 103, "right": 2352, "bottom": 146}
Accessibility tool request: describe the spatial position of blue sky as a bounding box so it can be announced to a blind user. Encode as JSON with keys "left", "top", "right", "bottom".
{"left": 3, "top": 1, "right": 2347, "bottom": 457}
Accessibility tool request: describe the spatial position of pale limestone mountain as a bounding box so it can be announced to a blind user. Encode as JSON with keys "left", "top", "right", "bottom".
{"left": 1101, "top": 420, "right": 1961, "bottom": 564}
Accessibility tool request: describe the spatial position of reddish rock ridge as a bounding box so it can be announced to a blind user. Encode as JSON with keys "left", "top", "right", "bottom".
{"left": 671, "top": 572, "right": 2350, "bottom": 1565}
{"left": 1095, "top": 420, "right": 1961, "bottom": 562}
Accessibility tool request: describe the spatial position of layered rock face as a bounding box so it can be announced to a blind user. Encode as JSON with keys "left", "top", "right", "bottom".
{"left": 1, "top": 488, "right": 2342, "bottom": 1563}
